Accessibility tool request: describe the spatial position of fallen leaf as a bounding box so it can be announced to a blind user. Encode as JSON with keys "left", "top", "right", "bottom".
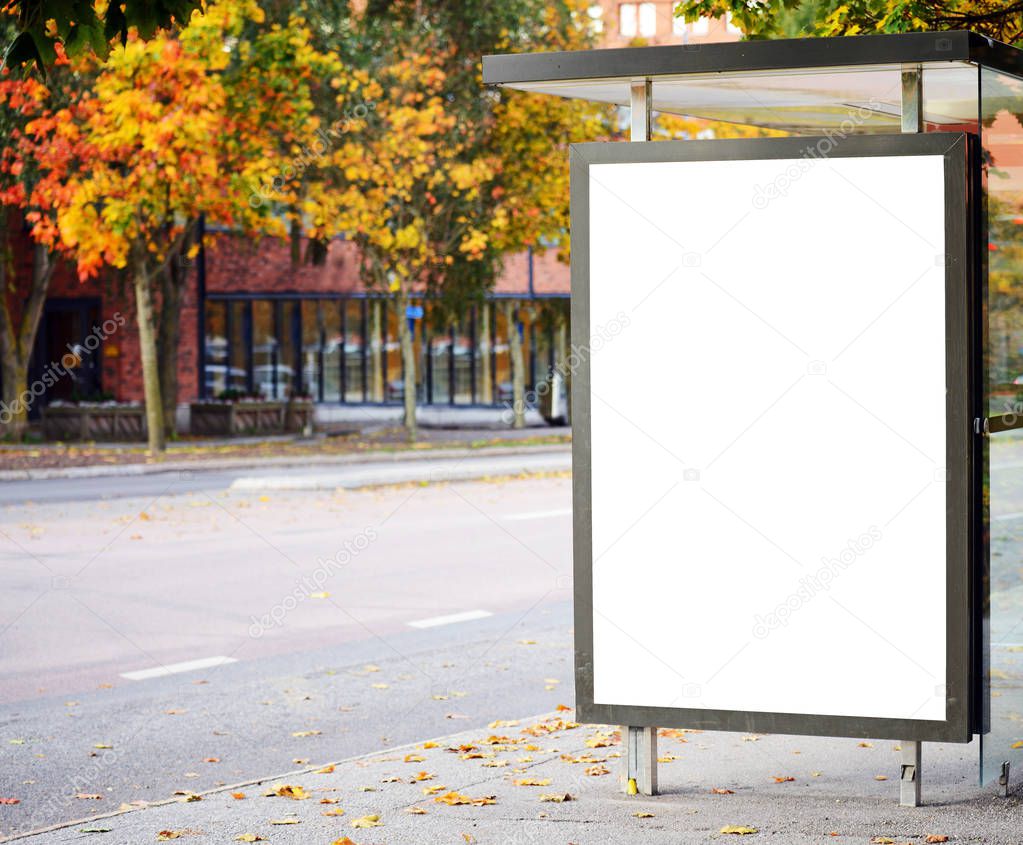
{"left": 164, "top": 709, "right": 186, "bottom": 716}
{"left": 539, "top": 793, "right": 573, "bottom": 803}
{"left": 323, "top": 808, "right": 346, "bottom": 817}
{"left": 874, "top": 775, "right": 888, "bottom": 781}
{"left": 156, "top": 832, "right": 184, "bottom": 841}
{"left": 79, "top": 827, "right": 112, "bottom": 834}
{"left": 316, "top": 765, "right": 335, "bottom": 774}
{"left": 203, "top": 758, "right": 220, "bottom": 763}
{"left": 310, "top": 592, "right": 330, "bottom": 599}
{"left": 320, "top": 797, "right": 339, "bottom": 804}
{"left": 422, "top": 741, "right": 439, "bottom": 749}
{"left": 266, "top": 784, "right": 308, "bottom": 800}
{"left": 0, "top": 797, "right": 21, "bottom": 805}
{"left": 633, "top": 811, "right": 655, "bottom": 818}
{"left": 585, "top": 765, "right": 610, "bottom": 776}
{"left": 331, "top": 839, "right": 358, "bottom": 845}
{"left": 93, "top": 743, "right": 113, "bottom": 749}
{"left": 434, "top": 791, "right": 496, "bottom": 806}
{"left": 1011, "top": 741, "right": 1023, "bottom": 749}
{"left": 514, "top": 778, "right": 551, "bottom": 787}
{"left": 76, "top": 793, "right": 103, "bottom": 800}
{"left": 351, "top": 814, "right": 383, "bottom": 828}
{"left": 405, "top": 806, "right": 428, "bottom": 814}
{"left": 772, "top": 776, "right": 795, "bottom": 783}
{"left": 231, "top": 792, "right": 246, "bottom": 800}
{"left": 173, "top": 791, "right": 201, "bottom": 802}
{"left": 291, "top": 731, "right": 321, "bottom": 738}
{"left": 870, "top": 838, "right": 895, "bottom": 844}
{"left": 410, "top": 771, "right": 434, "bottom": 782}
{"left": 858, "top": 742, "right": 873, "bottom": 748}
{"left": 720, "top": 826, "right": 758, "bottom": 835}
{"left": 404, "top": 753, "right": 425, "bottom": 763}
{"left": 268, "top": 818, "right": 300, "bottom": 825}
{"left": 925, "top": 838, "right": 949, "bottom": 844}
{"left": 711, "top": 788, "right": 734, "bottom": 795}
{"left": 233, "top": 836, "right": 264, "bottom": 843}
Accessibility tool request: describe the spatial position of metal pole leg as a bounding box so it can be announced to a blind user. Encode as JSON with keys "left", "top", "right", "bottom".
{"left": 900, "top": 740, "right": 921, "bottom": 807}
{"left": 620, "top": 725, "right": 658, "bottom": 796}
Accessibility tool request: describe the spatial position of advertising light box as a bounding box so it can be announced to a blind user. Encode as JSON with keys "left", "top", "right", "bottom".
{"left": 570, "top": 133, "right": 976, "bottom": 742}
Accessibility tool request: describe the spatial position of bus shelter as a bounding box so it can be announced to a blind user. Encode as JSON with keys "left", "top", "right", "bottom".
{"left": 483, "top": 31, "right": 1023, "bottom": 805}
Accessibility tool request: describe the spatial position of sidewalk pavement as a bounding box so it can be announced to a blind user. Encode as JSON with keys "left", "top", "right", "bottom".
{"left": 7, "top": 713, "right": 1018, "bottom": 844}
{"left": 0, "top": 439, "right": 570, "bottom": 483}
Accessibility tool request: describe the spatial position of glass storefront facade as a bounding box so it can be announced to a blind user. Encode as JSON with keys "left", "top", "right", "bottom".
{"left": 202, "top": 295, "right": 567, "bottom": 407}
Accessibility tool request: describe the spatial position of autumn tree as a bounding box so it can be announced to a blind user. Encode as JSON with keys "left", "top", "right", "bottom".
{"left": 49, "top": 1, "right": 287, "bottom": 451}
{"left": 0, "top": 40, "right": 81, "bottom": 438}
{"left": 3, "top": 0, "right": 203, "bottom": 69}
{"left": 674, "top": 0, "right": 1023, "bottom": 42}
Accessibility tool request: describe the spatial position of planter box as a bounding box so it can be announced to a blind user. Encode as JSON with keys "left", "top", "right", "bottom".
{"left": 190, "top": 400, "right": 289, "bottom": 436}
{"left": 285, "top": 400, "right": 314, "bottom": 433}
{"left": 41, "top": 405, "right": 146, "bottom": 442}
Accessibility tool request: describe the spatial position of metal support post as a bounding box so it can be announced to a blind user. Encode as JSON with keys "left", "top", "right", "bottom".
{"left": 999, "top": 761, "right": 1011, "bottom": 798}
{"left": 900, "top": 740, "right": 921, "bottom": 807}
{"left": 900, "top": 64, "right": 923, "bottom": 134}
{"left": 620, "top": 725, "right": 657, "bottom": 796}
{"left": 621, "top": 77, "right": 657, "bottom": 798}
{"left": 630, "top": 79, "right": 651, "bottom": 142}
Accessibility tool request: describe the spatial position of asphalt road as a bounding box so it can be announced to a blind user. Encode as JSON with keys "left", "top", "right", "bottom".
{"left": 0, "top": 473, "right": 574, "bottom": 837}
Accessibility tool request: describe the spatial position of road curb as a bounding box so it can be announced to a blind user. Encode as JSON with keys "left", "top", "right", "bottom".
{"left": 0, "top": 443, "right": 570, "bottom": 483}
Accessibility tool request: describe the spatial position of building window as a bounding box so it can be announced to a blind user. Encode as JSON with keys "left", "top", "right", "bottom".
{"left": 619, "top": 3, "right": 637, "bottom": 37}
{"left": 672, "top": 4, "right": 686, "bottom": 36}
{"left": 638, "top": 2, "right": 657, "bottom": 36}
{"left": 587, "top": 3, "right": 604, "bottom": 33}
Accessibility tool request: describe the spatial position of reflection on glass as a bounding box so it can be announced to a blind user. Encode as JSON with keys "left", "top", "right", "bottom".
{"left": 453, "top": 315, "right": 473, "bottom": 404}
{"left": 228, "top": 302, "right": 248, "bottom": 395}
{"left": 385, "top": 301, "right": 402, "bottom": 403}
{"left": 493, "top": 302, "right": 511, "bottom": 404}
{"left": 429, "top": 319, "right": 451, "bottom": 404}
{"left": 982, "top": 66, "right": 1023, "bottom": 787}
{"left": 301, "top": 300, "right": 323, "bottom": 401}
{"left": 204, "top": 301, "right": 227, "bottom": 397}
{"left": 322, "top": 301, "right": 342, "bottom": 403}
{"left": 252, "top": 300, "right": 277, "bottom": 399}
{"left": 278, "top": 301, "right": 297, "bottom": 399}
{"left": 345, "top": 300, "right": 365, "bottom": 401}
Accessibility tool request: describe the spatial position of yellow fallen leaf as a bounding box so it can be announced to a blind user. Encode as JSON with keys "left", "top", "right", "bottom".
{"left": 925, "top": 837, "right": 949, "bottom": 844}
{"left": 351, "top": 814, "right": 383, "bottom": 828}
{"left": 434, "top": 791, "right": 496, "bottom": 806}
{"left": 405, "top": 806, "right": 428, "bottom": 814}
{"left": 585, "top": 765, "right": 610, "bottom": 776}
{"left": 268, "top": 818, "right": 300, "bottom": 825}
{"left": 410, "top": 771, "right": 434, "bottom": 782}
{"left": 633, "top": 812, "right": 655, "bottom": 818}
{"left": 422, "top": 784, "right": 447, "bottom": 795}
{"left": 539, "top": 793, "right": 573, "bottom": 803}
{"left": 874, "top": 775, "right": 888, "bottom": 781}
{"left": 322, "top": 808, "right": 345, "bottom": 817}
{"left": 870, "top": 839, "right": 895, "bottom": 844}
{"left": 422, "top": 741, "right": 439, "bottom": 749}
{"left": 93, "top": 743, "right": 113, "bottom": 749}
{"left": 231, "top": 793, "right": 246, "bottom": 800}
{"left": 404, "top": 753, "right": 425, "bottom": 763}
{"left": 1011, "top": 741, "right": 1023, "bottom": 749}
{"left": 233, "top": 836, "right": 264, "bottom": 843}
{"left": 310, "top": 592, "right": 330, "bottom": 599}
{"left": 710, "top": 788, "right": 734, "bottom": 795}
{"left": 514, "top": 778, "right": 551, "bottom": 787}
{"left": 156, "top": 833, "right": 183, "bottom": 841}
{"left": 721, "top": 826, "right": 758, "bottom": 835}
{"left": 266, "top": 784, "right": 308, "bottom": 800}
{"left": 291, "top": 730, "right": 321, "bottom": 738}
{"left": 316, "top": 765, "right": 335, "bottom": 774}
{"left": 331, "top": 839, "right": 358, "bottom": 845}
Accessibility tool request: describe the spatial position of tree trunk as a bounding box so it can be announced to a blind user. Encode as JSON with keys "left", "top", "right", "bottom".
{"left": 396, "top": 288, "right": 417, "bottom": 440}
{"left": 369, "top": 299, "right": 384, "bottom": 402}
{"left": 133, "top": 261, "right": 166, "bottom": 452}
{"left": 505, "top": 300, "right": 526, "bottom": 429}
{"left": 479, "top": 303, "right": 492, "bottom": 405}
{"left": 0, "top": 231, "right": 53, "bottom": 440}
{"left": 157, "top": 260, "right": 183, "bottom": 440}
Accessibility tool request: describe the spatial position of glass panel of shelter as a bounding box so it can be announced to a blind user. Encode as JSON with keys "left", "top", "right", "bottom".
{"left": 981, "top": 65, "right": 1023, "bottom": 791}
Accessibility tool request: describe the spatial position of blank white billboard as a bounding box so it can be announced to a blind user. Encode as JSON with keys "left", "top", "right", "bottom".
{"left": 586, "top": 150, "right": 950, "bottom": 723}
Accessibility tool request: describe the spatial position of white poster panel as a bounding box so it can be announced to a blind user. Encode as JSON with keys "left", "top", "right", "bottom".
{"left": 588, "top": 153, "right": 948, "bottom": 722}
